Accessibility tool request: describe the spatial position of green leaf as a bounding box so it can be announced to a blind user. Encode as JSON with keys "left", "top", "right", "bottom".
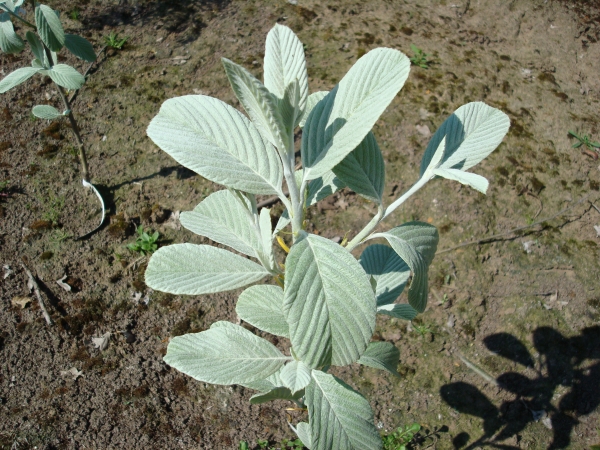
{"left": 259, "top": 206, "right": 275, "bottom": 270}
{"left": 25, "top": 31, "right": 47, "bottom": 66}
{"left": 333, "top": 131, "right": 385, "bottom": 204}
{"left": 368, "top": 222, "right": 438, "bottom": 313}
{"left": 299, "top": 91, "right": 327, "bottom": 128}
{"left": 433, "top": 168, "right": 489, "bottom": 194}
{"left": 420, "top": 102, "right": 510, "bottom": 176}
{"left": 377, "top": 303, "right": 418, "bottom": 321}
{"left": 145, "top": 243, "right": 268, "bottom": 295}
{"left": 0, "top": 12, "right": 24, "bottom": 54}
{"left": 0, "top": 67, "right": 41, "bottom": 93}
{"left": 35, "top": 4, "right": 64, "bottom": 51}
{"left": 301, "top": 48, "right": 410, "bottom": 181}
{"left": 147, "top": 95, "right": 284, "bottom": 196}
{"left": 64, "top": 33, "right": 96, "bottom": 62}
{"left": 273, "top": 210, "right": 291, "bottom": 237}
{"left": 222, "top": 57, "right": 288, "bottom": 151}
{"left": 279, "top": 78, "right": 302, "bottom": 132}
{"left": 250, "top": 386, "right": 303, "bottom": 405}
{"left": 180, "top": 190, "right": 261, "bottom": 259}
{"left": 293, "top": 422, "right": 312, "bottom": 449}
{"left": 300, "top": 169, "right": 345, "bottom": 207}
{"left": 280, "top": 360, "right": 312, "bottom": 394}
{"left": 264, "top": 24, "right": 308, "bottom": 112}
{"left": 240, "top": 366, "right": 284, "bottom": 392}
{"left": 32, "top": 104, "right": 61, "bottom": 119}
{"left": 357, "top": 341, "right": 400, "bottom": 377}
{"left": 283, "top": 233, "right": 376, "bottom": 368}
{"left": 359, "top": 244, "right": 410, "bottom": 307}
{"left": 306, "top": 371, "right": 382, "bottom": 450}
{"left": 164, "top": 321, "right": 288, "bottom": 385}
{"left": 236, "top": 285, "right": 289, "bottom": 338}
{"left": 44, "top": 64, "right": 85, "bottom": 89}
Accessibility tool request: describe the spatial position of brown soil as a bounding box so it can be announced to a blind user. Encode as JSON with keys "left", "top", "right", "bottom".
{"left": 1, "top": 0, "right": 599, "bottom": 449}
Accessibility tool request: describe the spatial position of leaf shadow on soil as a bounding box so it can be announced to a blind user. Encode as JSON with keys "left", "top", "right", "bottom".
{"left": 440, "top": 326, "right": 600, "bottom": 449}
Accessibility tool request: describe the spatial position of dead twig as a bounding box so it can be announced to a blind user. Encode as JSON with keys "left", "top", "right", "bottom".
{"left": 21, "top": 263, "right": 52, "bottom": 325}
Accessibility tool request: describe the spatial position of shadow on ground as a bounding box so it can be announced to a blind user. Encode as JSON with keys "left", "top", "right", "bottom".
{"left": 441, "top": 326, "right": 600, "bottom": 449}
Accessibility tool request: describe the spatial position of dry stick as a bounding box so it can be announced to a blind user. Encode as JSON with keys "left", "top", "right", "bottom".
{"left": 436, "top": 193, "right": 596, "bottom": 255}
{"left": 21, "top": 263, "right": 52, "bottom": 325}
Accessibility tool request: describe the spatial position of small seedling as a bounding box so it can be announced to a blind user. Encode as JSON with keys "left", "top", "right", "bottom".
{"left": 412, "top": 323, "right": 433, "bottom": 337}
{"left": 127, "top": 226, "right": 159, "bottom": 255}
{"left": 382, "top": 423, "right": 421, "bottom": 450}
{"left": 69, "top": 8, "right": 80, "bottom": 21}
{"left": 409, "top": 44, "right": 429, "bottom": 69}
{"left": 239, "top": 442, "right": 250, "bottom": 450}
{"left": 104, "top": 32, "right": 128, "bottom": 50}
{"left": 568, "top": 130, "right": 600, "bottom": 151}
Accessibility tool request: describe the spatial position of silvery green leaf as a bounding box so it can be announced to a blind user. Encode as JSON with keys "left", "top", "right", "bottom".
{"left": 434, "top": 168, "right": 489, "bottom": 194}
{"left": 0, "top": 12, "right": 24, "bottom": 53}
{"left": 283, "top": 233, "right": 376, "bottom": 368}
{"left": 25, "top": 31, "right": 47, "bottom": 66}
{"left": 0, "top": 67, "right": 41, "bottom": 93}
{"left": 359, "top": 244, "right": 410, "bottom": 307}
{"left": 273, "top": 210, "right": 291, "bottom": 237}
{"left": 250, "top": 386, "right": 304, "bottom": 405}
{"left": 376, "top": 303, "right": 418, "bottom": 321}
{"left": 0, "top": 1, "right": 17, "bottom": 13}
{"left": 306, "top": 371, "right": 382, "bottom": 450}
{"left": 333, "top": 131, "right": 384, "bottom": 204}
{"left": 279, "top": 78, "right": 302, "bottom": 131}
{"left": 280, "top": 360, "right": 312, "bottom": 394}
{"left": 259, "top": 206, "right": 276, "bottom": 270}
{"left": 301, "top": 48, "right": 410, "bottom": 181}
{"left": 241, "top": 365, "right": 285, "bottom": 392}
{"left": 45, "top": 64, "right": 85, "bottom": 89}
{"left": 236, "top": 285, "right": 289, "bottom": 338}
{"left": 145, "top": 243, "right": 268, "bottom": 295}
{"left": 294, "top": 422, "right": 312, "bottom": 449}
{"left": 264, "top": 24, "right": 308, "bottom": 112}
{"left": 163, "top": 321, "right": 288, "bottom": 385}
{"left": 35, "top": 4, "right": 64, "bottom": 51}
{"left": 32, "top": 104, "right": 61, "bottom": 120}
{"left": 222, "top": 57, "right": 288, "bottom": 150}
{"left": 147, "top": 95, "right": 284, "bottom": 196}
{"left": 64, "top": 34, "right": 96, "bottom": 62}
{"left": 420, "top": 102, "right": 510, "bottom": 176}
{"left": 369, "top": 222, "right": 438, "bottom": 313}
{"left": 299, "top": 91, "right": 328, "bottom": 128}
{"left": 179, "top": 190, "right": 260, "bottom": 258}
{"left": 296, "top": 169, "right": 345, "bottom": 207}
{"left": 357, "top": 341, "right": 400, "bottom": 377}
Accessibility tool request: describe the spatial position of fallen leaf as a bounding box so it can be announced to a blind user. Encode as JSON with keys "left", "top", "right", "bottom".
{"left": 594, "top": 225, "right": 600, "bottom": 237}
{"left": 56, "top": 275, "right": 72, "bottom": 292}
{"left": 92, "top": 332, "right": 111, "bottom": 351}
{"left": 3, "top": 265, "right": 12, "bottom": 279}
{"left": 165, "top": 211, "right": 181, "bottom": 230}
{"left": 60, "top": 367, "right": 83, "bottom": 380}
{"left": 12, "top": 296, "right": 31, "bottom": 308}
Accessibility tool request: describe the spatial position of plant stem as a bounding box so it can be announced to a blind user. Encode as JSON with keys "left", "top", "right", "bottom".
{"left": 345, "top": 204, "right": 383, "bottom": 252}
{"left": 0, "top": 4, "right": 36, "bottom": 29}
{"left": 56, "top": 85, "right": 90, "bottom": 181}
{"left": 382, "top": 176, "right": 428, "bottom": 221}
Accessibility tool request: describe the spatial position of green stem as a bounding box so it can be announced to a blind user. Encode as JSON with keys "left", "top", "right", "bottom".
{"left": 0, "top": 4, "right": 36, "bottom": 29}
{"left": 345, "top": 205, "right": 383, "bottom": 252}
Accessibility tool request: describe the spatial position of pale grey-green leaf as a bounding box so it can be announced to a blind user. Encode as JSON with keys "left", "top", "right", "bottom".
{"left": 294, "top": 422, "right": 312, "bottom": 449}
{"left": 369, "top": 222, "right": 438, "bottom": 313}
{"left": 333, "top": 131, "right": 384, "bottom": 204}
{"left": 0, "top": 66, "right": 40, "bottom": 93}
{"left": 147, "top": 95, "right": 284, "bottom": 195}
{"left": 357, "top": 341, "right": 400, "bottom": 377}
{"left": 359, "top": 244, "right": 409, "bottom": 307}
{"left": 250, "top": 386, "right": 303, "bottom": 404}
{"left": 264, "top": 23, "right": 308, "bottom": 112}
{"left": 180, "top": 190, "right": 260, "bottom": 258}
{"left": 279, "top": 78, "right": 302, "bottom": 131}
{"left": 240, "top": 366, "right": 285, "bottom": 392}
{"left": 46, "top": 64, "right": 85, "bottom": 89}
{"left": 420, "top": 102, "right": 510, "bottom": 176}
{"left": 145, "top": 243, "right": 268, "bottom": 295}
{"left": 296, "top": 169, "right": 345, "bottom": 207}
{"left": 434, "top": 168, "right": 489, "bottom": 194}
{"left": 306, "top": 371, "right": 382, "bottom": 450}
{"left": 32, "top": 104, "right": 61, "bottom": 120}
{"left": 377, "top": 303, "right": 418, "bottom": 321}
{"left": 280, "top": 360, "right": 312, "bottom": 394}
{"left": 222, "top": 57, "right": 288, "bottom": 150}
{"left": 25, "top": 31, "right": 46, "bottom": 66}
{"left": 301, "top": 48, "right": 410, "bottom": 181}
{"left": 164, "top": 321, "right": 288, "bottom": 385}
{"left": 35, "top": 4, "right": 64, "bottom": 51}
{"left": 283, "top": 233, "right": 376, "bottom": 368}
{"left": 0, "top": 12, "right": 24, "bottom": 53}
{"left": 259, "top": 206, "right": 275, "bottom": 270}
{"left": 299, "top": 91, "right": 328, "bottom": 128}
{"left": 236, "top": 285, "right": 289, "bottom": 338}
{"left": 273, "top": 210, "right": 291, "bottom": 237}
{"left": 64, "top": 34, "right": 96, "bottom": 62}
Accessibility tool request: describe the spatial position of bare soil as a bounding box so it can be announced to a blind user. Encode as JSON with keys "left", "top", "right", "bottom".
{"left": 1, "top": 0, "right": 599, "bottom": 449}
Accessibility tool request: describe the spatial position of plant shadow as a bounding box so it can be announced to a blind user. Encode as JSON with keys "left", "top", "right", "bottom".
{"left": 440, "top": 326, "right": 600, "bottom": 449}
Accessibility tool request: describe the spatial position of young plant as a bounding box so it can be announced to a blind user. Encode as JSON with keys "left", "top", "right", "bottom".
{"left": 409, "top": 44, "right": 429, "bottom": 69}
{"left": 382, "top": 423, "right": 421, "bottom": 450}
{"left": 144, "top": 24, "right": 509, "bottom": 450}
{"left": 0, "top": 0, "right": 105, "bottom": 232}
{"left": 127, "top": 225, "right": 159, "bottom": 255}
{"left": 104, "top": 32, "right": 128, "bottom": 50}
{"left": 568, "top": 130, "right": 600, "bottom": 151}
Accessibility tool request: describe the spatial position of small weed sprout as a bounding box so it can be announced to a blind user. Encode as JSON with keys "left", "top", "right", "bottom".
{"left": 382, "top": 423, "right": 421, "bottom": 450}
{"left": 409, "top": 44, "right": 429, "bottom": 69}
{"left": 0, "top": 180, "right": 9, "bottom": 198}
{"left": 144, "top": 24, "right": 509, "bottom": 449}
{"left": 104, "top": 32, "right": 128, "bottom": 50}
{"left": 127, "top": 226, "right": 159, "bottom": 255}
{"left": 568, "top": 130, "right": 600, "bottom": 151}
{"left": 68, "top": 8, "right": 80, "bottom": 21}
